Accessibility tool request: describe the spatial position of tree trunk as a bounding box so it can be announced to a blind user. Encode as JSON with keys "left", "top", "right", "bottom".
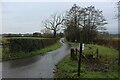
{"left": 53, "top": 30, "right": 56, "bottom": 38}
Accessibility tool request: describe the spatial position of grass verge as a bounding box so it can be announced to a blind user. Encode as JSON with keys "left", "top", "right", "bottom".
{"left": 55, "top": 44, "right": 119, "bottom": 78}
{"left": 2, "top": 40, "right": 61, "bottom": 61}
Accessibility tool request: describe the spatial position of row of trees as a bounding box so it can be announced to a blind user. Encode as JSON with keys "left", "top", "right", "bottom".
{"left": 64, "top": 4, "right": 107, "bottom": 43}
{"left": 42, "top": 4, "right": 107, "bottom": 43}
{"left": 42, "top": 1, "right": 119, "bottom": 72}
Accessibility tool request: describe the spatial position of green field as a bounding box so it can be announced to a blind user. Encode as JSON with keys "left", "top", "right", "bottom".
{"left": 112, "top": 38, "right": 120, "bottom": 40}
{"left": 84, "top": 44, "right": 118, "bottom": 62}
{"left": 55, "top": 44, "right": 119, "bottom": 78}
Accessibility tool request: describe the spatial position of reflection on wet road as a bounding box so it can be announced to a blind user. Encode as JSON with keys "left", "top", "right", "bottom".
{"left": 2, "top": 38, "right": 70, "bottom": 78}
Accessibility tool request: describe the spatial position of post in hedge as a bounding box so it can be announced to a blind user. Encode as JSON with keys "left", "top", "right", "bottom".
{"left": 75, "top": 48, "right": 78, "bottom": 60}
{"left": 70, "top": 48, "right": 74, "bottom": 60}
{"left": 96, "top": 49, "right": 99, "bottom": 64}
{"left": 78, "top": 43, "right": 82, "bottom": 76}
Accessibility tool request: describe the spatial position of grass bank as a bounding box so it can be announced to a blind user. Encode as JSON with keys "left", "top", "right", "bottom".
{"left": 55, "top": 44, "right": 119, "bottom": 78}
{"left": 2, "top": 40, "right": 61, "bottom": 61}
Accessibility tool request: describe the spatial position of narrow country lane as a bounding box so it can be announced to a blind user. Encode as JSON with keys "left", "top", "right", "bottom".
{"left": 2, "top": 38, "right": 70, "bottom": 78}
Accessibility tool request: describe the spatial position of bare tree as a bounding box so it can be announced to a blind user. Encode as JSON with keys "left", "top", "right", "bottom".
{"left": 43, "top": 14, "right": 64, "bottom": 38}
{"left": 64, "top": 4, "right": 107, "bottom": 43}
{"left": 41, "top": 28, "right": 52, "bottom": 34}
{"left": 64, "top": 4, "right": 81, "bottom": 42}
{"left": 79, "top": 6, "right": 107, "bottom": 42}
{"left": 118, "top": 1, "right": 120, "bottom": 19}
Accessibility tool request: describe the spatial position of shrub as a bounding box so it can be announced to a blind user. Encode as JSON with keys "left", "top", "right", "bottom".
{"left": 3, "top": 38, "right": 57, "bottom": 54}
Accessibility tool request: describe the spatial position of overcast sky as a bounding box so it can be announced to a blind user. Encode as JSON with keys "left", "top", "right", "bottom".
{"left": 1, "top": 1, "right": 119, "bottom": 34}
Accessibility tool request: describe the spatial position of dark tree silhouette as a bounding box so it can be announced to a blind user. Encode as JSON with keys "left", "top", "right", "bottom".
{"left": 64, "top": 4, "right": 81, "bottom": 42}
{"left": 43, "top": 14, "right": 64, "bottom": 38}
{"left": 79, "top": 6, "right": 107, "bottom": 43}
{"left": 64, "top": 4, "right": 107, "bottom": 43}
{"left": 118, "top": 1, "right": 120, "bottom": 19}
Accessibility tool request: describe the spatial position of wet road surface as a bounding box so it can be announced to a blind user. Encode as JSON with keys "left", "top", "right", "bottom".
{"left": 2, "top": 38, "right": 70, "bottom": 78}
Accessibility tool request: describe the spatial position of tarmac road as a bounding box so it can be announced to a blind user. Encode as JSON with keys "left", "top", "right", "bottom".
{"left": 2, "top": 38, "right": 70, "bottom": 78}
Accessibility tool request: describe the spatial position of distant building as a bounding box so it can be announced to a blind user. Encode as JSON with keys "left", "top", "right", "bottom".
{"left": 33, "top": 32, "right": 41, "bottom": 37}
{"left": 21, "top": 34, "right": 24, "bottom": 37}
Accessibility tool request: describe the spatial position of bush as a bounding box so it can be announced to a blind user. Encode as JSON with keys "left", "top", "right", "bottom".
{"left": 3, "top": 38, "right": 57, "bottom": 54}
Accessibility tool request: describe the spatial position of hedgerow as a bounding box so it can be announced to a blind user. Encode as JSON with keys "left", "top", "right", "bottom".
{"left": 3, "top": 38, "right": 57, "bottom": 54}
{"left": 94, "top": 39, "right": 119, "bottom": 50}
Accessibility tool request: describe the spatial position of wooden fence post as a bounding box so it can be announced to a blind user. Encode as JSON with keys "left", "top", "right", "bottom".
{"left": 78, "top": 43, "right": 82, "bottom": 76}
{"left": 71, "top": 48, "right": 74, "bottom": 60}
{"left": 96, "top": 49, "right": 98, "bottom": 59}
{"left": 75, "top": 48, "right": 78, "bottom": 60}
{"left": 96, "top": 49, "right": 98, "bottom": 64}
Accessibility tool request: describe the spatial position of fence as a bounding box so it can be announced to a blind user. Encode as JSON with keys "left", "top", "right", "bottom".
{"left": 70, "top": 43, "right": 99, "bottom": 77}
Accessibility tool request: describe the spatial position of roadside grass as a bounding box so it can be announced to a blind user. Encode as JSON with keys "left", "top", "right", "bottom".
{"left": 112, "top": 38, "right": 120, "bottom": 40}
{"left": 55, "top": 56, "right": 78, "bottom": 78}
{"left": 81, "top": 71, "right": 118, "bottom": 78}
{"left": 0, "top": 38, "right": 2, "bottom": 43}
{"left": 2, "top": 40, "right": 61, "bottom": 61}
{"left": 55, "top": 44, "right": 119, "bottom": 78}
{"left": 30, "top": 40, "right": 61, "bottom": 56}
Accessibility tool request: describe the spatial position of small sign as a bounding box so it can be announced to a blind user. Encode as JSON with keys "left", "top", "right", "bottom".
{"left": 82, "top": 43, "right": 84, "bottom": 50}
{"left": 79, "top": 43, "right": 84, "bottom": 51}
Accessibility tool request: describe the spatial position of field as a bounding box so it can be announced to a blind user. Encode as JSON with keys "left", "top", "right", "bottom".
{"left": 94, "top": 38, "right": 119, "bottom": 50}
{"left": 55, "top": 44, "right": 119, "bottom": 78}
